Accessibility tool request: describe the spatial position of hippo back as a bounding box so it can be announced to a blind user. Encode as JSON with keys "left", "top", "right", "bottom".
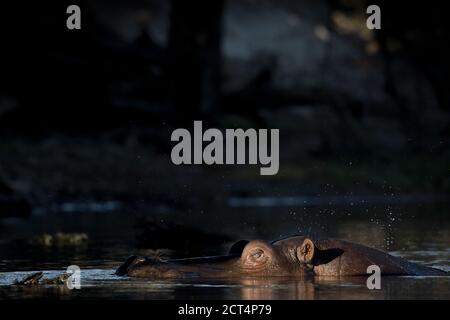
{"left": 313, "top": 239, "right": 447, "bottom": 276}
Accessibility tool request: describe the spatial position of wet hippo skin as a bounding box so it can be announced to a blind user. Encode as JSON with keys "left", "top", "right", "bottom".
{"left": 272, "top": 236, "right": 447, "bottom": 276}
{"left": 116, "top": 235, "right": 448, "bottom": 278}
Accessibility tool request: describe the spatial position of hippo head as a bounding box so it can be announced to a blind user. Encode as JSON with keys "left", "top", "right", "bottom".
{"left": 116, "top": 238, "right": 318, "bottom": 279}
{"left": 272, "top": 236, "right": 344, "bottom": 266}
{"left": 271, "top": 236, "right": 314, "bottom": 263}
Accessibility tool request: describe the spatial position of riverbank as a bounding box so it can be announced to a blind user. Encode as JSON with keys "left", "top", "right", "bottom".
{"left": 1, "top": 134, "right": 449, "bottom": 214}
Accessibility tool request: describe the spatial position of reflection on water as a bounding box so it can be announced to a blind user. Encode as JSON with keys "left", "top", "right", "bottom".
{"left": 1, "top": 269, "right": 449, "bottom": 300}
{"left": 0, "top": 202, "right": 449, "bottom": 299}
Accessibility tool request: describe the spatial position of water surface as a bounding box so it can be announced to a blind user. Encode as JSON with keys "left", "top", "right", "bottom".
{"left": 0, "top": 201, "right": 449, "bottom": 299}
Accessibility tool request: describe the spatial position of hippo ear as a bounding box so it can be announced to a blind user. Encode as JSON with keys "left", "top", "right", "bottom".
{"left": 229, "top": 240, "right": 250, "bottom": 255}
{"left": 297, "top": 238, "right": 315, "bottom": 264}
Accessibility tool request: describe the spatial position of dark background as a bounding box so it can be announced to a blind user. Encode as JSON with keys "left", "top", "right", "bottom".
{"left": 0, "top": 0, "right": 449, "bottom": 253}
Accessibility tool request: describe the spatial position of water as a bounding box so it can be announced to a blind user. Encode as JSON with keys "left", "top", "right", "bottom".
{"left": 0, "top": 201, "right": 449, "bottom": 299}
{"left": 1, "top": 269, "right": 449, "bottom": 299}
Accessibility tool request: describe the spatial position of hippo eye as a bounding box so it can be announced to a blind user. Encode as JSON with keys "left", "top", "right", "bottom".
{"left": 251, "top": 249, "right": 264, "bottom": 260}
{"left": 244, "top": 248, "right": 269, "bottom": 268}
{"left": 242, "top": 241, "right": 272, "bottom": 268}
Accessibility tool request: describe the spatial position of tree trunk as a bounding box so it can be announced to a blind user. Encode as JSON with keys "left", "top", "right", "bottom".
{"left": 167, "top": 0, "right": 224, "bottom": 122}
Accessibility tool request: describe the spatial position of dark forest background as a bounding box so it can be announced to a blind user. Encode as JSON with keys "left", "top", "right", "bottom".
{"left": 1, "top": 0, "right": 449, "bottom": 221}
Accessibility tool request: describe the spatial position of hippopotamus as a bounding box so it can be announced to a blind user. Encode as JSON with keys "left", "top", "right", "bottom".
{"left": 116, "top": 236, "right": 447, "bottom": 278}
